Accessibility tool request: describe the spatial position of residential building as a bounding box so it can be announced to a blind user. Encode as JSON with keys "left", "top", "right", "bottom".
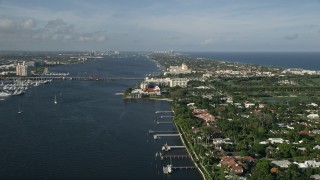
{"left": 140, "top": 77, "right": 189, "bottom": 88}
{"left": 271, "top": 160, "right": 291, "bottom": 168}
{"left": 307, "top": 114, "right": 319, "bottom": 119}
{"left": 16, "top": 62, "right": 31, "bottom": 76}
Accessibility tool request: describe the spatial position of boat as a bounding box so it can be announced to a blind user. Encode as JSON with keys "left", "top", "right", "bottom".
{"left": 54, "top": 95, "right": 57, "bottom": 104}
{"left": 0, "top": 91, "right": 11, "bottom": 97}
{"left": 17, "top": 107, "right": 23, "bottom": 114}
{"left": 163, "top": 164, "right": 172, "bottom": 174}
{"left": 162, "top": 143, "right": 171, "bottom": 151}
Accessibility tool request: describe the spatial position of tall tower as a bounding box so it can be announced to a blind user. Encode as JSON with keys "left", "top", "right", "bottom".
{"left": 16, "top": 62, "right": 30, "bottom": 76}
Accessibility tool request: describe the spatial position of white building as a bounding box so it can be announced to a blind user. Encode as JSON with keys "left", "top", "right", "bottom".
{"left": 260, "top": 138, "right": 287, "bottom": 144}
{"left": 16, "top": 62, "right": 30, "bottom": 76}
{"left": 164, "top": 63, "right": 191, "bottom": 75}
{"left": 244, "top": 103, "right": 255, "bottom": 108}
{"left": 295, "top": 160, "right": 320, "bottom": 168}
{"left": 271, "top": 160, "right": 291, "bottom": 168}
{"left": 307, "top": 114, "right": 319, "bottom": 119}
{"left": 140, "top": 77, "right": 189, "bottom": 88}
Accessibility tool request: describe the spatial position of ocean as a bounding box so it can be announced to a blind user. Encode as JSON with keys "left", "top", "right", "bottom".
{"left": 0, "top": 55, "right": 202, "bottom": 179}
{"left": 184, "top": 52, "right": 320, "bottom": 70}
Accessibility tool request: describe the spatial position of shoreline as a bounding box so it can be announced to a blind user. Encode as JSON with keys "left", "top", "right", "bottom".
{"left": 173, "top": 119, "right": 207, "bottom": 180}
{"left": 122, "top": 96, "right": 173, "bottom": 102}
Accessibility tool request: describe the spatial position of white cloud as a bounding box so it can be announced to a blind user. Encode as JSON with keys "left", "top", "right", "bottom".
{"left": 22, "top": 18, "right": 36, "bottom": 29}
{"left": 0, "top": 17, "right": 16, "bottom": 32}
{"left": 0, "top": 17, "right": 108, "bottom": 43}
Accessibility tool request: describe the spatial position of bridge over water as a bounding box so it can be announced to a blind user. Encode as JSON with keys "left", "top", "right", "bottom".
{"left": 0, "top": 76, "right": 144, "bottom": 81}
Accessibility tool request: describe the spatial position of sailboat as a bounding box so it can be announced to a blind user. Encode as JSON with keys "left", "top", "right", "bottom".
{"left": 54, "top": 95, "right": 57, "bottom": 104}
{"left": 17, "top": 106, "right": 23, "bottom": 114}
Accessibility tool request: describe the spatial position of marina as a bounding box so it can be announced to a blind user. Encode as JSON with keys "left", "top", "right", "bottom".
{"left": 152, "top": 110, "right": 200, "bottom": 177}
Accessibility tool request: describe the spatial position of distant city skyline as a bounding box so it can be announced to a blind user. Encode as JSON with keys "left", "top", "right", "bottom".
{"left": 0, "top": 0, "right": 320, "bottom": 52}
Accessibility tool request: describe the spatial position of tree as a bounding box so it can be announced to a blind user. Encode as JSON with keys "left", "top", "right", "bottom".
{"left": 252, "top": 144, "right": 267, "bottom": 157}
{"left": 251, "top": 160, "right": 273, "bottom": 180}
{"left": 277, "top": 143, "right": 292, "bottom": 158}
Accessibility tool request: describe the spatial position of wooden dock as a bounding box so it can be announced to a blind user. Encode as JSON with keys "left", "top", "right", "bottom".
{"left": 163, "top": 165, "right": 196, "bottom": 174}
{"left": 154, "top": 134, "right": 181, "bottom": 140}
{"left": 161, "top": 116, "right": 174, "bottom": 118}
{"left": 162, "top": 143, "right": 185, "bottom": 151}
{"left": 149, "top": 130, "right": 177, "bottom": 134}
{"left": 155, "top": 111, "right": 173, "bottom": 114}
{"left": 172, "top": 166, "right": 197, "bottom": 170}
{"left": 156, "top": 121, "right": 173, "bottom": 125}
{"left": 160, "top": 154, "right": 191, "bottom": 160}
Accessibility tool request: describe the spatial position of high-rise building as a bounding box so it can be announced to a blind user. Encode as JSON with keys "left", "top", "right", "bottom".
{"left": 16, "top": 62, "right": 30, "bottom": 76}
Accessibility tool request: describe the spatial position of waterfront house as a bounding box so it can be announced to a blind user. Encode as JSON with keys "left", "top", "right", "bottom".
{"left": 219, "top": 156, "right": 245, "bottom": 175}
{"left": 143, "top": 86, "right": 161, "bottom": 96}
{"left": 220, "top": 156, "right": 237, "bottom": 168}
{"left": 192, "top": 109, "right": 208, "bottom": 114}
{"left": 195, "top": 113, "right": 215, "bottom": 122}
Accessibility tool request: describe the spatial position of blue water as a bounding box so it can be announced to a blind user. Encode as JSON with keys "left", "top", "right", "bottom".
{"left": 0, "top": 55, "right": 202, "bottom": 179}
{"left": 184, "top": 52, "right": 320, "bottom": 70}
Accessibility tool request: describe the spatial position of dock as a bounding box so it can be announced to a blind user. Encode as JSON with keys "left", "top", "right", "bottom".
{"left": 149, "top": 130, "right": 177, "bottom": 134}
{"left": 154, "top": 134, "right": 181, "bottom": 140}
{"left": 162, "top": 143, "right": 185, "bottom": 151}
{"left": 163, "top": 165, "right": 196, "bottom": 174}
{"left": 172, "top": 166, "right": 197, "bottom": 170}
{"left": 160, "top": 154, "right": 191, "bottom": 160}
{"left": 156, "top": 120, "right": 173, "bottom": 125}
{"left": 155, "top": 111, "right": 173, "bottom": 114}
{"left": 161, "top": 116, "right": 174, "bottom": 118}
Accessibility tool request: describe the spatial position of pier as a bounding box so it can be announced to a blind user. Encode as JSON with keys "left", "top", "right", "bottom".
{"left": 162, "top": 143, "right": 185, "bottom": 151}
{"left": 161, "top": 116, "right": 174, "bottom": 118}
{"left": 160, "top": 154, "right": 191, "bottom": 160}
{"left": 149, "top": 130, "right": 177, "bottom": 134}
{"left": 156, "top": 120, "right": 173, "bottom": 125}
{"left": 163, "top": 165, "right": 197, "bottom": 174}
{"left": 155, "top": 111, "right": 173, "bottom": 114}
{"left": 172, "top": 166, "right": 197, "bottom": 170}
{"left": 154, "top": 134, "right": 181, "bottom": 140}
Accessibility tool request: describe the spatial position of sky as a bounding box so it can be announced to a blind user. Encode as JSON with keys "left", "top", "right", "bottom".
{"left": 0, "top": 0, "right": 320, "bottom": 52}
